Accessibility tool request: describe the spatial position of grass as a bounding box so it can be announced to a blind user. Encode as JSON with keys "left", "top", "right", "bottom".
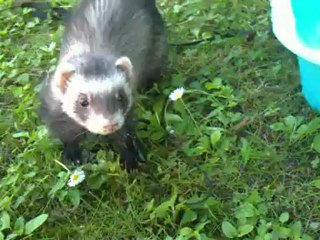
{"left": 0, "top": 0, "right": 320, "bottom": 239}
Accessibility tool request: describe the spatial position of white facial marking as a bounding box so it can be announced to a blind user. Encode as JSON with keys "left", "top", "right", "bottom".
{"left": 68, "top": 73, "right": 126, "bottom": 94}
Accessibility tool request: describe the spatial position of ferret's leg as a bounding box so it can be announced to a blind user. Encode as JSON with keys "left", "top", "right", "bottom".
{"left": 109, "top": 113, "right": 146, "bottom": 172}
{"left": 116, "top": 133, "right": 146, "bottom": 171}
{"left": 63, "top": 140, "right": 82, "bottom": 166}
{"left": 48, "top": 119, "right": 84, "bottom": 166}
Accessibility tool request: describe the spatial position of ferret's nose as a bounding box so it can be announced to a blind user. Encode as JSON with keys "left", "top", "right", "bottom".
{"left": 103, "top": 122, "right": 118, "bottom": 132}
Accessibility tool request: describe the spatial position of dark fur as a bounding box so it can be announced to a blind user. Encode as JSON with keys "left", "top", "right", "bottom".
{"left": 39, "top": 0, "right": 167, "bottom": 171}
{"left": 60, "top": 0, "right": 167, "bottom": 87}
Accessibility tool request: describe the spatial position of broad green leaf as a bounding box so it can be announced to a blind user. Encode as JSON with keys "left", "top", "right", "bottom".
{"left": 14, "top": 216, "right": 25, "bottom": 235}
{"left": 312, "top": 134, "right": 320, "bottom": 153}
{"left": 177, "top": 227, "right": 193, "bottom": 238}
{"left": 254, "top": 237, "right": 263, "bottom": 240}
{"left": 150, "top": 200, "right": 171, "bottom": 220}
{"left": 281, "top": 115, "right": 304, "bottom": 134}
{"left": 0, "top": 211, "right": 10, "bottom": 231}
{"left": 247, "top": 190, "right": 262, "bottom": 204}
{"left": 12, "top": 131, "right": 29, "bottom": 138}
{"left": 153, "top": 99, "right": 165, "bottom": 116}
{"left": 270, "top": 122, "right": 285, "bottom": 132}
{"left": 210, "top": 130, "right": 221, "bottom": 145}
{"left": 165, "top": 113, "right": 184, "bottom": 122}
{"left": 0, "top": 197, "right": 11, "bottom": 209}
{"left": 310, "top": 179, "right": 320, "bottom": 189}
{"left": 256, "top": 219, "right": 268, "bottom": 235}
{"left": 212, "top": 78, "right": 222, "bottom": 89}
{"left": 237, "top": 224, "right": 254, "bottom": 237}
{"left": 290, "top": 221, "right": 302, "bottom": 236}
{"left": 199, "top": 233, "right": 215, "bottom": 240}
{"left": 235, "top": 203, "right": 256, "bottom": 219}
{"left": 262, "top": 233, "right": 272, "bottom": 240}
{"left": 57, "top": 190, "right": 68, "bottom": 202}
{"left": 205, "top": 78, "right": 222, "bottom": 90}
{"left": 68, "top": 189, "right": 81, "bottom": 206}
{"left": 6, "top": 233, "right": 19, "bottom": 240}
{"left": 295, "top": 117, "right": 320, "bottom": 139}
{"left": 25, "top": 214, "right": 48, "bottom": 235}
{"left": 195, "top": 220, "right": 211, "bottom": 231}
{"left": 191, "top": 27, "right": 200, "bottom": 38}
{"left": 16, "top": 73, "right": 29, "bottom": 83}
{"left": 180, "top": 210, "right": 197, "bottom": 225}
{"left": 279, "top": 212, "right": 289, "bottom": 223}
{"left": 274, "top": 226, "right": 290, "bottom": 238}
{"left": 311, "top": 158, "right": 319, "bottom": 169}
{"left": 222, "top": 221, "right": 238, "bottom": 238}
{"left": 151, "top": 130, "right": 165, "bottom": 141}
{"left": 240, "top": 138, "right": 251, "bottom": 163}
{"left": 173, "top": 4, "right": 183, "bottom": 13}
{"left": 48, "top": 172, "right": 68, "bottom": 198}
{"left": 24, "top": 172, "right": 36, "bottom": 178}
{"left": 150, "top": 187, "right": 177, "bottom": 220}
{"left": 87, "top": 174, "right": 105, "bottom": 189}
{"left": 145, "top": 199, "right": 154, "bottom": 212}
{"left": 26, "top": 21, "right": 36, "bottom": 28}
{"left": 0, "top": 232, "right": 3, "bottom": 240}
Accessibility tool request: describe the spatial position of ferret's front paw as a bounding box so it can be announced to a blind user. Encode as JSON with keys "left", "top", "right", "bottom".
{"left": 62, "top": 143, "right": 83, "bottom": 166}
{"left": 120, "top": 146, "right": 146, "bottom": 172}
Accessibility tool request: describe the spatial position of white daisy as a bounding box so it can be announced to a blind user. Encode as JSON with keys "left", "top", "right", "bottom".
{"left": 169, "top": 87, "right": 185, "bottom": 101}
{"left": 67, "top": 169, "right": 85, "bottom": 187}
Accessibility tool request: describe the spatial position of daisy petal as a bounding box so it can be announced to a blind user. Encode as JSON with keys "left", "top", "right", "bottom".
{"left": 169, "top": 87, "right": 185, "bottom": 101}
{"left": 67, "top": 169, "right": 85, "bottom": 187}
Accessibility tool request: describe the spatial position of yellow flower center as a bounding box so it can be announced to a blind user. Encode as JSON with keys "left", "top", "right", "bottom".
{"left": 175, "top": 92, "right": 182, "bottom": 98}
{"left": 71, "top": 174, "right": 79, "bottom": 181}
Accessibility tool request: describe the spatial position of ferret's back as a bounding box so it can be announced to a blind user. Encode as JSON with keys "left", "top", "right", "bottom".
{"left": 60, "top": 0, "right": 166, "bottom": 85}
{"left": 61, "top": 0, "right": 157, "bottom": 56}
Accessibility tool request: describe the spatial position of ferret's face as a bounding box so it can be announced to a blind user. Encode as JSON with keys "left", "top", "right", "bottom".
{"left": 62, "top": 75, "right": 132, "bottom": 135}
{"left": 53, "top": 56, "right": 135, "bottom": 135}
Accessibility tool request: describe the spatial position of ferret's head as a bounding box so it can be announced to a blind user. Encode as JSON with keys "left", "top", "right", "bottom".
{"left": 51, "top": 54, "right": 136, "bottom": 135}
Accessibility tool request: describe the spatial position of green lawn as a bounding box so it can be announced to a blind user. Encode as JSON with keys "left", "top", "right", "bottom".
{"left": 1, "top": 0, "right": 320, "bottom": 239}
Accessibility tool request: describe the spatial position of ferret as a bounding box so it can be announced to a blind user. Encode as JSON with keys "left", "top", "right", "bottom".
{"left": 39, "top": 0, "right": 167, "bottom": 171}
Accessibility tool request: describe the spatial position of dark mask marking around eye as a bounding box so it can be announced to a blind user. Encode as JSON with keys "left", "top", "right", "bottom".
{"left": 115, "top": 88, "right": 129, "bottom": 112}
{"left": 74, "top": 93, "right": 90, "bottom": 121}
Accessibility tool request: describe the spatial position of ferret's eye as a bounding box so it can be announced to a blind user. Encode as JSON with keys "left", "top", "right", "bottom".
{"left": 79, "top": 94, "right": 89, "bottom": 107}
{"left": 115, "top": 92, "right": 123, "bottom": 102}
{"left": 80, "top": 100, "right": 89, "bottom": 107}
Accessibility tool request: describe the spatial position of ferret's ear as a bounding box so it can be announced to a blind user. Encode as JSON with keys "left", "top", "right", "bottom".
{"left": 115, "top": 56, "right": 134, "bottom": 81}
{"left": 54, "top": 62, "right": 76, "bottom": 92}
